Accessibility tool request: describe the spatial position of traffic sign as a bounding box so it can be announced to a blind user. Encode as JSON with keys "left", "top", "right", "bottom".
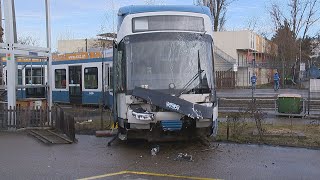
{"left": 233, "top": 64, "right": 238, "bottom": 72}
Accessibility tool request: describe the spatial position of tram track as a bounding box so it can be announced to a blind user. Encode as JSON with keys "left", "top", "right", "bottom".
{"left": 218, "top": 97, "right": 320, "bottom": 113}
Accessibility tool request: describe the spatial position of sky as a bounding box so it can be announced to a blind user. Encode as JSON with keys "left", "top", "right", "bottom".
{"left": 6, "top": 0, "right": 319, "bottom": 51}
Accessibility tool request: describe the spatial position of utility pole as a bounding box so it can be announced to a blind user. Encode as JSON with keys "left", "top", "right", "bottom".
{"left": 307, "top": 59, "right": 311, "bottom": 115}
{"left": 299, "top": 40, "right": 302, "bottom": 65}
{"left": 101, "top": 41, "right": 106, "bottom": 130}
{"left": 85, "top": 38, "right": 88, "bottom": 52}
{"left": 282, "top": 58, "right": 285, "bottom": 88}
{"left": 45, "top": 0, "right": 53, "bottom": 125}
{"left": 2, "top": 0, "right": 52, "bottom": 129}
{"left": 4, "top": 0, "right": 17, "bottom": 129}
{"left": 0, "top": 0, "right": 3, "bottom": 43}
{"left": 299, "top": 40, "right": 302, "bottom": 88}
{"left": 0, "top": 0, "right": 3, "bottom": 87}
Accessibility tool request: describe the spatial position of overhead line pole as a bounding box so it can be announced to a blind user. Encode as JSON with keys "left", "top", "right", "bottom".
{"left": 4, "top": 0, "right": 17, "bottom": 129}
{"left": 45, "top": 0, "right": 53, "bottom": 125}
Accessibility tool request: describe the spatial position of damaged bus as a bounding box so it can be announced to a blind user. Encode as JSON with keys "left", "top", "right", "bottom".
{"left": 113, "top": 5, "right": 218, "bottom": 141}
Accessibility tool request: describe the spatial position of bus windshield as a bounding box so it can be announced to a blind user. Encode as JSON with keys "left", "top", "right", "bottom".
{"left": 123, "top": 32, "right": 214, "bottom": 94}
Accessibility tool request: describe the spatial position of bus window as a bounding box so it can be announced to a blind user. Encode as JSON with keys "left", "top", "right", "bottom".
{"left": 132, "top": 16, "right": 204, "bottom": 33}
{"left": 55, "top": 69, "right": 66, "bottom": 89}
{"left": 116, "top": 42, "right": 126, "bottom": 92}
{"left": 84, "top": 67, "right": 98, "bottom": 89}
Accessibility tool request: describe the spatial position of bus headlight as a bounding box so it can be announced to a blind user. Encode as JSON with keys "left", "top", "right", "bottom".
{"left": 132, "top": 111, "right": 154, "bottom": 121}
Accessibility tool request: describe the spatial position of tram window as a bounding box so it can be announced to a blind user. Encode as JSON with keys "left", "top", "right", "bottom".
{"left": 84, "top": 67, "right": 98, "bottom": 89}
{"left": 18, "top": 69, "right": 22, "bottom": 85}
{"left": 105, "top": 66, "right": 113, "bottom": 90}
{"left": 25, "top": 68, "right": 44, "bottom": 85}
{"left": 55, "top": 69, "right": 66, "bottom": 89}
{"left": 26, "top": 87, "right": 45, "bottom": 98}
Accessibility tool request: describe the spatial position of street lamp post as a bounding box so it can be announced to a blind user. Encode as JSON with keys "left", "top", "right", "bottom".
{"left": 251, "top": 58, "right": 255, "bottom": 103}
{"left": 101, "top": 40, "right": 106, "bottom": 130}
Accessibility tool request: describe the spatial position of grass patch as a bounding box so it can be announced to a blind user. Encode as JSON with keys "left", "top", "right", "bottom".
{"left": 216, "top": 121, "right": 320, "bottom": 148}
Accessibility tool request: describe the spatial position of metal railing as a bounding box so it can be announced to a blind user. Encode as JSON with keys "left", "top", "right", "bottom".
{"left": 214, "top": 45, "right": 237, "bottom": 65}
{"left": 0, "top": 103, "right": 76, "bottom": 142}
{"left": 51, "top": 104, "right": 76, "bottom": 142}
{"left": 0, "top": 105, "right": 51, "bottom": 130}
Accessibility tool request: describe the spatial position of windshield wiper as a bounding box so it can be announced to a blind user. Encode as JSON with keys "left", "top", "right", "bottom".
{"left": 179, "top": 50, "right": 203, "bottom": 96}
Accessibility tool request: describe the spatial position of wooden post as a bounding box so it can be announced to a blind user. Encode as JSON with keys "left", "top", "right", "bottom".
{"left": 226, "top": 116, "right": 229, "bottom": 140}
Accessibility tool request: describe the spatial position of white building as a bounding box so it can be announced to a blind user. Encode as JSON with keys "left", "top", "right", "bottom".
{"left": 213, "top": 30, "right": 277, "bottom": 87}
{"left": 57, "top": 38, "right": 113, "bottom": 54}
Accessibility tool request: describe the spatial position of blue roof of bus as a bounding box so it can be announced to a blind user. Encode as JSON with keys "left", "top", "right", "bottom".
{"left": 118, "top": 5, "right": 212, "bottom": 19}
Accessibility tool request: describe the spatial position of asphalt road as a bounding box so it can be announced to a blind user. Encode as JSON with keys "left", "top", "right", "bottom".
{"left": 1, "top": 132, "right": 320, "bottom": 180}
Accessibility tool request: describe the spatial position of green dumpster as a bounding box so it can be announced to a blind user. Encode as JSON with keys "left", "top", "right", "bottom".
{"left": 277, "top": 94, "right": 302, "bottom": 114}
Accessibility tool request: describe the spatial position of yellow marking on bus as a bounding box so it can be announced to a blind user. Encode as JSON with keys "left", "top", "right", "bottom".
{"left": 78, "top": 170, "right": 221, "bottom": 180}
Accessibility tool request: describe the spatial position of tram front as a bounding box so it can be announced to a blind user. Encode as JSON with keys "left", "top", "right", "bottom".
{"left": 113, "top": 5, "right": 218, "bottom": 141}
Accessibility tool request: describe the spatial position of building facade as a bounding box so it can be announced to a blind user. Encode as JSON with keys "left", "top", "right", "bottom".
{"left": 57, "top": 38, "right": 113, "bottom": 54}
{"left": 213, "top": 30, "right": 277, "bottom": 87}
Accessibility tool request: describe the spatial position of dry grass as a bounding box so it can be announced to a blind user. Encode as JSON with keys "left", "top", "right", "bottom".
{"left": 217, "top": 121, "right": 320, "bottom": 148}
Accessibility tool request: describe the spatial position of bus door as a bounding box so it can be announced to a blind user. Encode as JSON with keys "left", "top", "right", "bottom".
{"left": 104, "top": 63, "right": 113, "bottom": 107}
{"left": 69, "top": 66, "right": 82, "bottom": 104}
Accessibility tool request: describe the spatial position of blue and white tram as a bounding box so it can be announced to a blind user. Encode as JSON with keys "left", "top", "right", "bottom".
{"left": 1, "top": 53, "right": 113, "bottom": 107}
{"left": 2, "top": 60, "right": 48, "bottom": 99}
{"left": 52, "top": 56, "right": 113, "bottom": 106}
{"left": 113, "top": 5, "right": 218, "bottom": 141}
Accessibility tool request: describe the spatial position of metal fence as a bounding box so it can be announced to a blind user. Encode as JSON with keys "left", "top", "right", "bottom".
{"left": 0, "top": 105, "right": 50, "bottom": 130}
{"left": 216, "top": 71, "right": 236, "bottom": 89}
{"left": 52, "top": 104, "right": 75, "bottom": 142}
{"left": 0, "top": 103, "right": 76, "bottom": 142}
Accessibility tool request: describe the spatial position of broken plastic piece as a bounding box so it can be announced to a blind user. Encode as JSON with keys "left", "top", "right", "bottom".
{"left": 151, "top": 145, "right": 160, "bottom": 156}
{"left": 174, "top": 153, "right": 193, "bottom": 162}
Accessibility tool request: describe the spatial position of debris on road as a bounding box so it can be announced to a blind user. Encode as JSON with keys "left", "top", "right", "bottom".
{"left": 174, "top": 153, "right": 193, "bottom": 162}
{"left": 151, "top": 145, "right": 160, "bottom": 156}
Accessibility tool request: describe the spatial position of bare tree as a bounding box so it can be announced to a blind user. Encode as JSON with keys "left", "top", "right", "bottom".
{"left": 269, "top": 0, "right": 320, "bottom": 39}
{"left": 197, "top": 0, "right": 236, "bottom": 31}
{"left": 244, "top": 17, "right": 275, "bottom": 38}
{"left": 18, "top": 36, "right": 39, "bottom": 46}
{"left": 244, "top": 17, "right": 259, "bottom": 32}
{"left": 58, "top": 29, "right": 75, "bottom": 40}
